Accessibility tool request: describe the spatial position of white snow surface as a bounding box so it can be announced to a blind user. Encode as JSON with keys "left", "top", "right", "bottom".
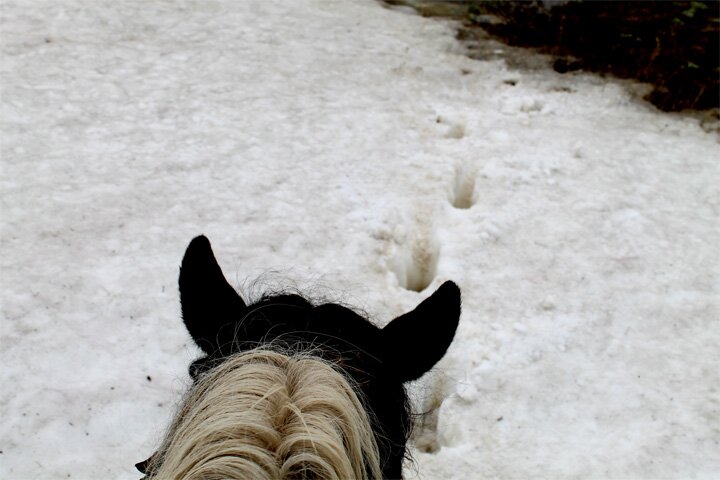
{"left": 2, "top": 1, "right": 719, "bottom": 478}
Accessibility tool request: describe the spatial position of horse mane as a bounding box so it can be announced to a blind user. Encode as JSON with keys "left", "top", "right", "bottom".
{"left": 143, "top": 348, "right": 383, "bottom": 480}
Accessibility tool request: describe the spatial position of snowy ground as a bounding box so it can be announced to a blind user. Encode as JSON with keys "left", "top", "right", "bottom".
{"left": 2, "top": 1, "right": 719, "bottom": 478}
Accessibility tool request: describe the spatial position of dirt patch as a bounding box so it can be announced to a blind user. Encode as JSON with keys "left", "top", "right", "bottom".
{"left": 385, "top": 1, "right": 719, "bottom": 114}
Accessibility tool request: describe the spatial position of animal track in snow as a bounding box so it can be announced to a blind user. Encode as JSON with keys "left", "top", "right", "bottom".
{"left": 435, "top": 115, "right": 466, "bottom": 139}
{"left": 451, "top": 163, "right": 477, "bottom": 209}
{"left": 411, "top": 373, "right": 454, "bottom": 454}
{"left": 413, "top": 400, "right": 441, "bottom": 453}
{"left": 500, "top": 96, "right": 546, "bottom": 115}
{"left": 392, "top": 233, "right": 440, "bottom": 292}
{"left": 520, "top": 98, "right": 545, "bottom": 113}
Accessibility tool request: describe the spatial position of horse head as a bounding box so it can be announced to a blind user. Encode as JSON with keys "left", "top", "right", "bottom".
{"left": 138, "top": 235, "right": 461, "bottom": 479}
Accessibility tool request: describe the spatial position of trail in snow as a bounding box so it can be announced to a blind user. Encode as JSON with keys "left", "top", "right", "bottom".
{"left": 1, "top": 1, "right": 718, "bottom": 478}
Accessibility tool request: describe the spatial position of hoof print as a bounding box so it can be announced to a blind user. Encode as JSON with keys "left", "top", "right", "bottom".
{"left": 451, "top": 164, "right": 476, "bottom": 209}
{"left": 392, "top": 235, "right": 439, "bottom": 293}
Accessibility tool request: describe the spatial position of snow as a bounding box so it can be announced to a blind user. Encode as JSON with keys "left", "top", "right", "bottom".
{"left": 1, "top": 0, "right": 718, "bottom": 478}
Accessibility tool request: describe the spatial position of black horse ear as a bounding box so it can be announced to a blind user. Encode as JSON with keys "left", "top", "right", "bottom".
{"left": 382, "top": 281, "right": 461, "bottom": 382}
{"left": 179, "top": 235, "right": 246, "bottom": 354}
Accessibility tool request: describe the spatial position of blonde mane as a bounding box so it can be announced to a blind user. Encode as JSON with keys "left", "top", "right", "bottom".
{"left": 145, "top": 349, "right": 383, "bottom": 480}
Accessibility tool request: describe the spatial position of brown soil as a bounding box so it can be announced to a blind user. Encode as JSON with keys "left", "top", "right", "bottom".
{"left": 385, "top": 1, "right": 719, "bottom": 114}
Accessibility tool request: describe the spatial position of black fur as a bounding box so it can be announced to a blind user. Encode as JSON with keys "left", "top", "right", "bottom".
{"left": 138, "top": 235, "right": 461, "bottom": 479}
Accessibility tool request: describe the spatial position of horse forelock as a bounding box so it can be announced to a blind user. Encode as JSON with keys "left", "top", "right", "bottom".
{"left": 144, "top": 349, "right": 383, "bottom": 480}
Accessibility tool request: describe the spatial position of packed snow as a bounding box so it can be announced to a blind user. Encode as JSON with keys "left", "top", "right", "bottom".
{"left": 1, "top": 0, "right": 718, "bottom": 478}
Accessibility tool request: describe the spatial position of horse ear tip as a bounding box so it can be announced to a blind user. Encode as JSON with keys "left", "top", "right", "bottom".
{"left": 439, "top": 280, "right": 459, "bottom": 291}
{"left": 184, "top": 235, "right": 213, "bottom": 258}
{"left": 438, "top": 281, "right": 461, "bottom": 301}
{"left": 189, "top": 234, "right": 211, "bottom": 248}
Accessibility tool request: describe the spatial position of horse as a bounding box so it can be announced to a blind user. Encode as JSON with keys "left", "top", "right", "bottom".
{"left": 136, "top": 235, "right": 461, "bottom": 479}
